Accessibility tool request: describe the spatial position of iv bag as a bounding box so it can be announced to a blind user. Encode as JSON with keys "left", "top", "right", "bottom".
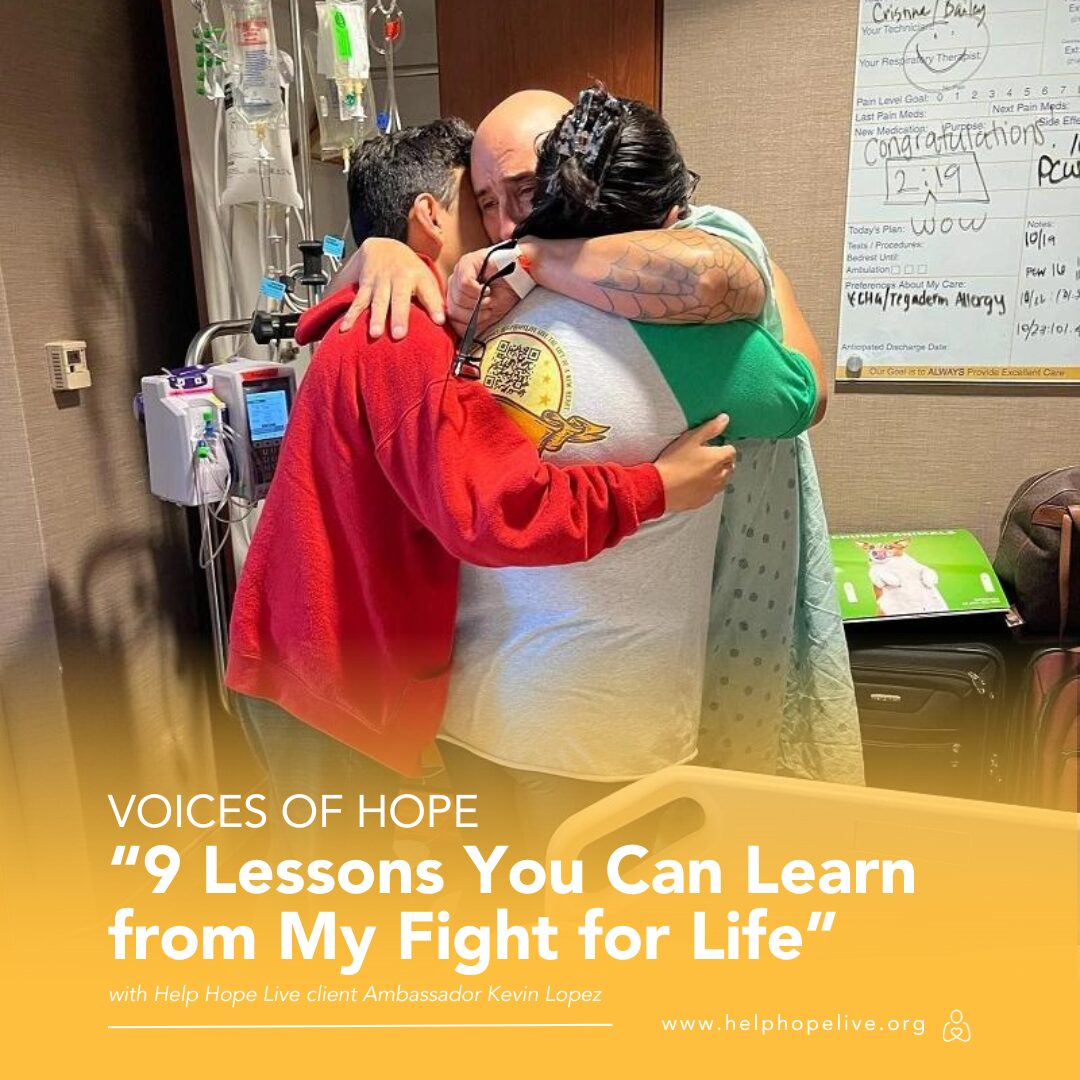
{"left": 316, "top": 2, "right": 370, "bottom": 92}
{"left": 222, "top": 0, "right": 284, "bottom": 128}
{"left": 318, "top": 0, "right": 369, "bottom": 76}
{"left": 221, "top": 53, "right": 302, "bottom": 209}
{"left": 304, "top": 29, "right": 377, "bottom": 164}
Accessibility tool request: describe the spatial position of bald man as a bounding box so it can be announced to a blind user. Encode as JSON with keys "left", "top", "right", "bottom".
{"left": 329, "top": 89, "right": 864, "bottom": 789}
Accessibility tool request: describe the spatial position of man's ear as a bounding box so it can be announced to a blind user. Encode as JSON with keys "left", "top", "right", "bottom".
{"left": 408, "top": 192, "right": 444, "bottom": 256}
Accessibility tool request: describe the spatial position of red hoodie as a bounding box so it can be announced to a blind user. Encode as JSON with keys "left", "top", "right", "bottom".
{"left": 225, "top": 270, "right": 665, "bottom": 776}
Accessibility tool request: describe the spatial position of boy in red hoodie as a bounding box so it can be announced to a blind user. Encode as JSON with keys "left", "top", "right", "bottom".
{"left": 226, "top": 119, "right": 734, "bottom": 801}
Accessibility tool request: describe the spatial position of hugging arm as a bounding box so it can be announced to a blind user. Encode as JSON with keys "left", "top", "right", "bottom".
{"left": 374, "top": 377, "right": 663, "bottom": 567}
{"left": 332, "top": 228, "right": 766, "bottom": 339}
{"left": 633, "top": 320, "right": 821, "bottom": 440}
{"left": 516, "top": 229, "right": 766, "bottom": 324}
{"left": 361, "top": 325, "right": 735, "bottom": 568}
{"left": 331, "top": 238, "right": 448, "bottom": 339}
{"left": 683, "top": 210, "right": 828, "bottom": 423}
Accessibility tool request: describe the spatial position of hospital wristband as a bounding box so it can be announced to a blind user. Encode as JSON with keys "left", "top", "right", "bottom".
{"left": 486, "top": 243, "right": 536, "bottom": 299}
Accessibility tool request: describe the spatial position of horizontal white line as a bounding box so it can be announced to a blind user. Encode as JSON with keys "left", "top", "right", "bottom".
{"left": 109, "top": 1023, "right": 614, "bottom": 1030}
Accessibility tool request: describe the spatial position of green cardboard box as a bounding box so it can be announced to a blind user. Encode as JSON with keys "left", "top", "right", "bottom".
{"left": 830, "top": 529, "right": 1009, "bottom": 623}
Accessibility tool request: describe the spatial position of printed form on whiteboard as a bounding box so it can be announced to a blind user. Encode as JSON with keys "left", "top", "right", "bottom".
{"left": 838, "top": 1, "right": 1080, "bottom": 384}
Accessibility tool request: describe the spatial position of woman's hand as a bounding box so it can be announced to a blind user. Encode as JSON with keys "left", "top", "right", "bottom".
{"left": 337, "top": 238, "right": 447, "bottom": 338}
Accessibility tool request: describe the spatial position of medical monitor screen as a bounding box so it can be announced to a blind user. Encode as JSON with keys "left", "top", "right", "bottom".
{"left": 245, "top": 388, "right": 289, "bottom": 441}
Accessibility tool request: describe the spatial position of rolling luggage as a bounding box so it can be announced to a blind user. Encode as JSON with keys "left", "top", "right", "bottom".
{"left": 1014, "top": 647, "right": 1079, "bottom": 812}
{"left": 848, "top": 643, "right": 1007, "bottom": 800}
{"left": 994, "top": 467, "right": 1080, "bottom": 637}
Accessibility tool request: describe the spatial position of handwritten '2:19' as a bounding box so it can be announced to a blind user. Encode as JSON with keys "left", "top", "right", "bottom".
{"left": 892, "top": 162, "right": 962, "bottom": 198}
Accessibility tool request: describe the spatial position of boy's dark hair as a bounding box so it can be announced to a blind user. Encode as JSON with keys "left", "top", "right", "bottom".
{"left": 516, "top": 86, "right": 697, "bottom": 241}
{"left": 347, "top": 118, "right": 474, "bottom": 246}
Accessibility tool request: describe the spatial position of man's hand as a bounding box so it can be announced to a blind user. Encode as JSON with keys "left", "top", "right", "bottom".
{"left": 336, "top": 238, "right": 446, "bottom": 338}
{"left": 447, "top": 248, "right": 521, "bottom": 338}
{"left": 654, "top": 415, "right": 737, "bottom": 513}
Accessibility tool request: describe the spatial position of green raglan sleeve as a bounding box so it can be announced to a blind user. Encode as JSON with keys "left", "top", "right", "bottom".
{"left": 631, "top": 319, "right": 818, "bottom": 440}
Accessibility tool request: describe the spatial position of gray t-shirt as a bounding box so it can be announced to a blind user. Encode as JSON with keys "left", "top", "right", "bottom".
{"left": 439, "top": 290, "right": 724, "bottom": 780}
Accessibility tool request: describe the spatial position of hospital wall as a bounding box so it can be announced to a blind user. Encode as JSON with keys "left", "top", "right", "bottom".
{"left": 663, "top": 0, "right": 1076, "bottom": 550}
{"left": 0, "top": 1, "right": 218, "bottom": 831}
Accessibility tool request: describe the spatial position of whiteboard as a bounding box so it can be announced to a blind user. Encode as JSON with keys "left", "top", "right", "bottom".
{"left": 837, "top": 1, "right": 1080, "bottom": 384}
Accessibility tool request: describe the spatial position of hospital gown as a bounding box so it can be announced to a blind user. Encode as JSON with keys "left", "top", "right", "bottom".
{"left": 676, "top": 206, "right": 865, "bottom": 786}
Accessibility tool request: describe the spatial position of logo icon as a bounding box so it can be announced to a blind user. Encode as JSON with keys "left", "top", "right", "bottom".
{"left": 480, "top": 324, "right": 608, "bottom": 454}
{"left": 941, "top": 1009, "right": 971, "bottom": 1043}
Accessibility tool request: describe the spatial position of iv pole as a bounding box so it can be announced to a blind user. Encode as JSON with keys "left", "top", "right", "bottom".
{"left": 288, "top": 0, "right": 315, "bottom": 242}
{"left": 183, "top": 5, "right": 323, "bottom": 719}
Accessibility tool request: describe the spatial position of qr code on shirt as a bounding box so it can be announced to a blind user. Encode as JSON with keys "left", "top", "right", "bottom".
{"left": 484, "top": 339, "right": 542, "bottom": 397}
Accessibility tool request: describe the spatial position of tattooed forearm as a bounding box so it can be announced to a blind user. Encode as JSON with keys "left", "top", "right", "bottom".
{"left": 524, "top": 229, "right": 766, "bottom": 323}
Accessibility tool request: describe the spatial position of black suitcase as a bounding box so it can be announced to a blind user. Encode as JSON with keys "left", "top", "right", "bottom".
{"left": 849, "top": 643, "right": 1007, "bottom": 800}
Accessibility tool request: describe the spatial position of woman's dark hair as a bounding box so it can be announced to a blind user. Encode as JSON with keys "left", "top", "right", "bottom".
{"left": 516, "top": 86, "right": 697, "bottom": 241}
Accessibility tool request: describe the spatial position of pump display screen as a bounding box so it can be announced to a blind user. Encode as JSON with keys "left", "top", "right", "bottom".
{"left": 245, "top": 388, "right": 289, "bottom": 441}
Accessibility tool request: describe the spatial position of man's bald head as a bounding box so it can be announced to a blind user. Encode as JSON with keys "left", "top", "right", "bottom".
{"left": 476, "top": 90, "right": 573, "bottom": 149}
{"left": 472, "top": 90, "right": 573, "bottom": 241}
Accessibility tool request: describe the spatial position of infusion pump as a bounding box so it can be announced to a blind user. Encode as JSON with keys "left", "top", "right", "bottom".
{"left": 140, "top": 358, "right": 296, "bottom": 506}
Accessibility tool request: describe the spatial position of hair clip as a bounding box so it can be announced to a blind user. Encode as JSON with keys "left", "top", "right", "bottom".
{"left": 548, "top": 89, "right": 629, "bottom": 202}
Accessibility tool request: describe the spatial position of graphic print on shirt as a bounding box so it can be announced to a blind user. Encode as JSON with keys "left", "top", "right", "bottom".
{"left": 479, "top": 323, "right": 608, "bottom": 453}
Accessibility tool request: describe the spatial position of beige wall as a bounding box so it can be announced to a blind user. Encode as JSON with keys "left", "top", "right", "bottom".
{"left": 0, "top": 2, "right": 217, "bottom": 823}
{"left": 663, "top": 0, "right": 1078, "bottom": 550}
{"left": 0, "top": 263, "right": 85, "bottom": 883}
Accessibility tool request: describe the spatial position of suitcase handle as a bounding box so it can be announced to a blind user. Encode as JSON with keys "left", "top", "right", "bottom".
{"left": 1032, "top": 504, "right": 1080, "bottom": 639}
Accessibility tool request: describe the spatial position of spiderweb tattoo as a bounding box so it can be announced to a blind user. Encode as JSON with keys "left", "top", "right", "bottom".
{"left": 590, "top": 229, "right": 765, "bottom": 323}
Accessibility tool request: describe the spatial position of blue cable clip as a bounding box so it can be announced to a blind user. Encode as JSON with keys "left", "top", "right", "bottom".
{"left": 260, "top": 276, "right": 288, "bottom": 302}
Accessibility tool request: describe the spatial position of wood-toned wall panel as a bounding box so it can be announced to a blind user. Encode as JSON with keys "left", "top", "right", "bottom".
{"left": 437, "top": 0, "right": 662, "bottom": 125}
